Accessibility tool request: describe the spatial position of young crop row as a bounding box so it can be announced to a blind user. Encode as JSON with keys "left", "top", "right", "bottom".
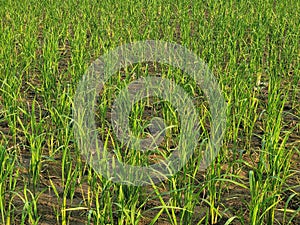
{"left": 0, "top": 0, "right": 299, "bottom": 224}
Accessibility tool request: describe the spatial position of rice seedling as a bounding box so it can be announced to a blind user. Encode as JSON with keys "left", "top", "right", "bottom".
{"left": 0, "top": 0, "right": 299, "bottom": 224}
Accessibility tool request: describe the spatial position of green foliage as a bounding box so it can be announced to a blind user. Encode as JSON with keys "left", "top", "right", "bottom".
{"left": 0, "top": 0, "right": 299, "bottom": 224}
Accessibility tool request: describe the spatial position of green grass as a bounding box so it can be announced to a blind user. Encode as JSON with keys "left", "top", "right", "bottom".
{"left": 0, "top": 0, "right": 299, "bottom": 224}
